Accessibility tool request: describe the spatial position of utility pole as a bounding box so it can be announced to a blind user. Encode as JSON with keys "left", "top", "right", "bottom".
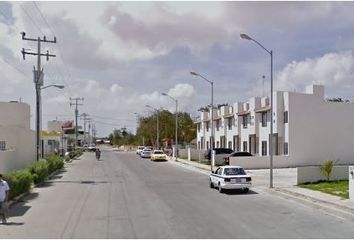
{"left": 81, "top": 113, "right": 90, "bottom": 146}
{"left": 70, "top": 97, "right": 84, "bottom": 149}
{"left": 21, "top": 32, "right": 56, "bottom": 161}
{"left": 92, "top": 123, "right": 97, "bottom": 143}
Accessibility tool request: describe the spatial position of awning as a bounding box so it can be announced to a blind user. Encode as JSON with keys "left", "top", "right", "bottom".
{"left": 223, "top": 113, "right": 234, "bottom": 118}
{"left": 237, "top": 110, "right": 250, "bottom": 116}
{"left": 255, "top": 106, "right": 270, "bottom": 113}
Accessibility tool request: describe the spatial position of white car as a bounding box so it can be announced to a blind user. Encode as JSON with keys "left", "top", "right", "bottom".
{"left": 150, "top": 150, "right": 167, "bottom": 161}
{"left": 136, "top": 146, "right": 145, "bottom": 155}
{"left": 140, "top": 148, "right": 152, "bottom": 158}
{"left": 209, "top": 166, "right": 252, "bottom": 193}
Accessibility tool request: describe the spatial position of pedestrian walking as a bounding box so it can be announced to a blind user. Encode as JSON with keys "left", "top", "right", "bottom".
{"left": 0, "top": 174, "right": 10, "bottom": 224}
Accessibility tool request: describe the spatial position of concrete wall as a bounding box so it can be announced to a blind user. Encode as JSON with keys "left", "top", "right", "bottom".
{"left": 229, "top": 155, "right": 292, "bottom": 169}
{"left": 297, "top": 166, "right": 349, "bottom": 184}
{"left": 0, "top": 102, "right": 35, "bottom": 173}
{"left": 0, "top": 102, "right": 31, "bottom": 129}
{"left": 289, "top": 86, "right": 354, "bottom": 166}
{"left": 179, "top": 148, "right": 205, "bottom": 160}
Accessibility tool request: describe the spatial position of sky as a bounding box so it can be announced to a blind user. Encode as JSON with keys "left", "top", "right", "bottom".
{"left": 1, "top": 1, "right": 354, "bottom": 137}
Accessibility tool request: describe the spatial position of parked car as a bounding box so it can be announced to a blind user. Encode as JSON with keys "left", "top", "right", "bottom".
{"left": 223, "top": 151, "right": 253, "bottom": 165}
{"left": 151, "top": 150, "right": 167, "bottom": 161}
{"left": 88, "top": 144, "right": 96, "bottom": 152}
{"left": 140, "top": 148, "right": 153, "bottom": 158}
{"left": 136, "top": 146, "right": 145, "bottom": 155}
{"left": 204, "top": 148, "right": 234, "bottom": 165}
{"left": 209, "top": 166, "right": 252, "bottom": 193}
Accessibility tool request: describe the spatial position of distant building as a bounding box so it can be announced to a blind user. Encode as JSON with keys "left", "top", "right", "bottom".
{"left": 196, "top": 85, "right": 354, "bottom": 167}
{"left": 0, "top": 101, "right": 35, "bottom": 173}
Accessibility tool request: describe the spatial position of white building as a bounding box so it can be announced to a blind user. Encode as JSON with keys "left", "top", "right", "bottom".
{"left": 196, "top": 85, "right": 354, "bottom": 167}
{"left": 0, "top": 102, "right": 35, "bottom": 173}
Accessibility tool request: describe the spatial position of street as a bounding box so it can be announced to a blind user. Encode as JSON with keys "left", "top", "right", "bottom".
{"left": 1, "top": 148, "right": 354, "bottom": 238}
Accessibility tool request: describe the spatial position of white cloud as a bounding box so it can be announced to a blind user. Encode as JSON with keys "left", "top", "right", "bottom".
{"left": 276, "top": 51, "right": 354, "bottom": 92}
{"left": 139, "top": 83, "right": 196, "bottom": 112}
{"left": 167, "top": 83, "right": 196, "bottom": 99}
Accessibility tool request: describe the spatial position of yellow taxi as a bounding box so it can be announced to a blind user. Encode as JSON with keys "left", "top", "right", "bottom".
{"left": 150, "top": 150, "right": 167, "bottom": 161}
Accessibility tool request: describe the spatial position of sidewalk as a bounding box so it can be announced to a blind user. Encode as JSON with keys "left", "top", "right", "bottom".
{"left": 173, "top": 157, "right": 354, "bottom": 217}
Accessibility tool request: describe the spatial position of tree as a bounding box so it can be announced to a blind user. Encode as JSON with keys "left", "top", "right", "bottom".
{"left": 135, "top": 109, "right": 196, "bottom": 147}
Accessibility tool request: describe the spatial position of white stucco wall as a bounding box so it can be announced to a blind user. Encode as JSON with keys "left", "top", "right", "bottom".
{"left": 297, "top": 166, "right": 349, "bottom": 184}
{"left": 0, "top": 102, "right": 35, "bottom": 173}
{"left": 289, "top": 86, "right": 354, "bottom": 166}
{"left": 0, "top": 102, "right": 31, "bottom": 129}
{"left": 229, "top": 155, "right": 292, "bottom": 169}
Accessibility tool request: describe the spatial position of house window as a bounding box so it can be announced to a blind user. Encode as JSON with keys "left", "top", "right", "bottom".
{"left": 197, "top": 123, "right": 201, "bottom": 132}
{"left": 242, "top": 115, "right": 248, "bottom": 128}
{"left": 261, "top": 112, "right": 267, "bottom": 127}
{"left": 262, "top": 141, "right": 267, "bottom": 156}
{"left": 228, "top": 141, "right": 232, "bottom": 149}
{"left": 243, "top": 141, "right": 247, "bottom": 152}
{"left": 206, "top": 122, "right": 209, "bottom": 132}
{"left": 284, "top": 142, "right": 289, "bottom": 155}
{"left": 216, "top": 120, "right": 221, "bottom": 131}
{"left": 198, "top": 141, "right": 201, "bottom": 149}
{"left": 0, "top": 141, "right": 6, "bottom": 151}
{"left": 207, "top": 141, "right": 209, "bottom": 149}
{"left": 228, "top": 118, "right": 233, "bottom": 130}
{"left": 216, "top": 141, "right": 220, "bottom": 148}
{"left": 284, "top": 111, "right": 288, "bottom": 123}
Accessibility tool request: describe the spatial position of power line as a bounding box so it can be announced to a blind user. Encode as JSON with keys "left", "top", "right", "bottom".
{"left": 29, "top": 1, "right": 75, "bottom": 96}
{"left": 0, "top": 57, "right": 28, "bottom": 76}
{"left": 20, "top": 3, "right": 45, "bottom": 36}
{"left": 89, "top": 114, "right": 135, "bottom": 122}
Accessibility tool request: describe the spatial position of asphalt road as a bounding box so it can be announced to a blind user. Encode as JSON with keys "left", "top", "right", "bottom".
{"left": 1, "top": 148, "right": 354, "bottom": 238}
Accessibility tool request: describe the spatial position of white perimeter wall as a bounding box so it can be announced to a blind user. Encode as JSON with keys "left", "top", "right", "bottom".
{"left": 297, "top": 166, "right": 349, "bottom": 184}
{"left": 289, "top": 91, "right": 354, "bottom": 166}
{"left": 0, "top": 126, "right": 35, "bottom": 173}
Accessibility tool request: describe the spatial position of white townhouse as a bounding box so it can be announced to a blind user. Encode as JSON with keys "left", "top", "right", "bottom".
{"left": 0, "top": 101, "right": 35, "bottom": 173}
{"left": 196, "top": 85, "right": 354, "bottom": 167}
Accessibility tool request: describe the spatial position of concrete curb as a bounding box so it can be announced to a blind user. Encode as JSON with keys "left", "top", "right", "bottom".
{"left": 175, "top": 158, "right": 211, "bottom": 172}
{"left": 275, "top": 187, "right": 354, "bottom": 214}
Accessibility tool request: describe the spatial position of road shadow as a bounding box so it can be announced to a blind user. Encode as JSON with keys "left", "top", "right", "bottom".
{"left": 223, "top": 189, "right": 259, "bottom": 195}
{"left": 42, "top": 180, "right": 109, "bottom": 185}
{"left": 1, "top": 221, "right": 25, "bottom": 226}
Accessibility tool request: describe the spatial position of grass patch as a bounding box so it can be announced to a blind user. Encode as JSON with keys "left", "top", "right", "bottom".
{"left": 298, "top": 180, "right": 349, "bottom": 199}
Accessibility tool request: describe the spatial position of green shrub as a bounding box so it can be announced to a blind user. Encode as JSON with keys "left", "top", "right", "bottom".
{"left": 4, "top": 169, "right": 33, "bottom": 200}
{"left": 320, "top": 160, "right": 335, "bottom": 181}
{"left": 46, "top": 155, "right": 64, "bottom": 173}
{"left": 69, "top": 149, "right": 84, "bottom": 159}
{"left": 28, "top": 160, "right": 49, "bottom": 184}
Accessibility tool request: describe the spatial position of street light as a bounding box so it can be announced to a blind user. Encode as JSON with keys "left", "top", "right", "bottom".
{"left": 190, "top": 71, "right": 214, "bottom": 172}
{"left": 36, "top": 84, "right": 65, "bottom": 160}
{"left": 145, "top": 105, "right": 160, "bottom": 149}
{"left": 161, "top": 92, "right": 178, "bottom": 160}
{"left": 240, "top": 33, "right": 274, "bottom": 188}
{"left": 41, "top": 84, "right": 64, "bottom": 90}
{"left": 134, "top": 112, "right": 145, "bottom": 146}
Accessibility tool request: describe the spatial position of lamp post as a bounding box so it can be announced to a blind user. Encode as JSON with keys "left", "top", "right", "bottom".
{"left": 161, "top": 93, "right": 178, "bottom": 160}
{"left": 145, "top": 105, "right": 159, "bottom": 149}
{"left": 37, "top": 84, "right": 65, "bottom": 160}
{"left": 240, "top": 33, "right": 274, "bottom": 188}
{"left": 190, "top": 71, "right": 214, "bottom": 172}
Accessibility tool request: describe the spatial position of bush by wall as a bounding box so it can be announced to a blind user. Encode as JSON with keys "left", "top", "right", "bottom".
{"left": 28, "top": 160, "right": 49, "bottom": 184}
{"left": 4, "top": 169, "right": 33, "bottom": 200}
{"left": 69, "top": 149, "right": 84, "bottom": 159}
{"left": 46, "top": 155, "right": 65, "bottom": 174}
{"left": 3, "top": 155, "right": 65, "bottom": 200}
